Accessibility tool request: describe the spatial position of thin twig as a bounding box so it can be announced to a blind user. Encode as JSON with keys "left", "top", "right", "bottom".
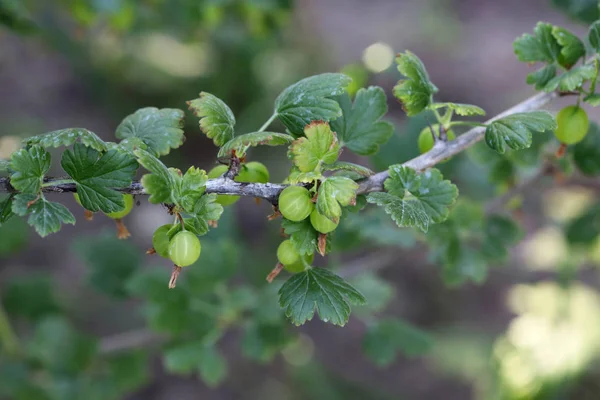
{"left": 99, "top": 328, "right": 164, "bottom": 355}
{"left": 0, "top": 91, "right": 559, "bottom": 202}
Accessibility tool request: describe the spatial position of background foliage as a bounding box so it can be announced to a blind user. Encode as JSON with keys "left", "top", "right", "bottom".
{"left": 2, "top": 0, "right": 600, "bottom": 399}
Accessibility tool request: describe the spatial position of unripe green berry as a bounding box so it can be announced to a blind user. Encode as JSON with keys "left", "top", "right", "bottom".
{"left": 278, "top": 186, "right": 314, "bottom": 222}
{"left": 168, "top": 231, "right": 201, "bottom": 267}
{"left": 309, "top": 210, "right": 338, "bottom": 234}
{"left": 284, "top": 253, "right": 314, "bottom": 273}
{"left": 237, "top": 161, "right": 269, "bottom": 183}
{"left": 418, "top": 124, "right": 456, "bottom": 154}
{"left": 277, "top": 239, "right": 299, "bottom": 266}
{"left": 554, "top": 105, "right": 589, "bottom": 145}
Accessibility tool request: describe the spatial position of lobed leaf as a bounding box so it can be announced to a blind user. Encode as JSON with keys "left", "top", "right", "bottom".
{"left": 526, "top": 64, "right": 557, "bottom": 90}
{"left": 484, "top": 111, "right": 556, "bottom": 153}
{"left": 9, "top": 146, "right": 51, "bottom": 194}
{"left": 316, "top": 176, "right": 359, "bottom": 220}
{"left": 274, "top": 73, "right": 351, "bottom": 137}
{"left": 187, "top": 92, "right": 235, "bottom": 147}
{"left": 281, "top": 218, "right": 318, "bottom": 256}
{"left": 24, "top": 128, "right": 107, "bottom": 152}
{"left": 393, "top": 51, "right": 438, "bottom": 116}
{"left": 366, "top": 192, "right": 430, "bottom": 232}
{"left": 177, "top": 167, "right": 207, "bottom": 212}
{"left": 61, "top": 143, "right": 138, "bottom": 213}
{"left": 551, "top": 26, "right": 585, "bottom": 68}
{"left": 135, "top": 149, "right": 176, "bottom": 204}
{"left": 12, "top": 194, "right": 75, "bottom": 237}
{"left": 513, "top": 22, "right": 561, "bottom": 63}
{"left": 544, "top": 64, "right": 596, "bottom": 92}
{"left": 330, "top": 87, "right": 394, "bottom": 155}
{"left": 363, "top": 318, "right": 433, "bottom": 366}
{"left": 322, "top": 161, "right": 374, "bottom": 177}
{"left": 430, "top": 102, "right": 486, "bottom": 116}
{"left": 289, "top": 121, "right": 340, "bottom": 173}
{"left": 217, "top": 131, "right": 294, "bottom": 157}
{"left": 116, "top": 107, "right": 185, "bottom": 156}
{"left": 278, "top": 267, "right": 366, "bottom": 326}
{"left": 573, "top": 122, "right": 600, "bottom": 176}
{"left": 185, "top": 194, "right": 224, "bottom": 236}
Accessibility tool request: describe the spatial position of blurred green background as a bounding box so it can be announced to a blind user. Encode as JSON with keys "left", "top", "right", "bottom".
{"left": 2, "top": 0, "right": 600, "bottom": 399}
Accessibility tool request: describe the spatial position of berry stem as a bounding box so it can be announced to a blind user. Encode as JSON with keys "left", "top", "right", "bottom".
{"left": 258, "top": 113, "right": 277, "bottom": 132}
{"left": 556, "top": 143, "right": 568, "bottom": 158}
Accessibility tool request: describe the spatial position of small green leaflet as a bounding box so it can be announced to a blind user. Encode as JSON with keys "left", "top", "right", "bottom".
{"left": 316, "top": 176, "right": 358, "bottom": 220}
{"left": 135, "top": 149, "right": 176, "bottom": 204}
{"left": 552, "top": 26, "right": 585, "bottom": 68}
{"left": 187, "top": 92, "right": 236, "bottom": 147}
{"left": 430, "top": 102, "right": 486, "bottom": 116}
{"left": 589, "top": 21, "right": 600, "bottom": 53}
{"left": 24, "top": 128, "right": 107, "bottom": 152}
{"left": 366, "top": 192, "right": 429, "bottom": 232}
{"left": 393, "top": 51, "right": 438, "bottom": 116}
{"left": 484, "top": 111, "right": 556, "bottom": 154}
{"left": 217, "top": 132, "right": 294, "bottom": 158}
{"left": 367, "top": 166, "right": 458, "bottom": 232}
{"left": 513, "top": 22, "right": 560, "bottom": 63}
{"left": 184, "top": 194, "right": 224, "bottom": 236}
{"left": 176, "top": 167, "right": 207, "bottom": 212}
{"left": 281, "top": 218, "right": 318, "bottom": 256}
{"left": 0, "top": 195, "right": 14, "bottom": 224}
{"left": 322, "top": 161, "right": 374, "bottom": 177}
{"left": 274, "top": 73, "right": 351, "bottom": 137}
{"left": 278, "top": 267, "right": 366, "bottom": 326}
{"left": 480, "top": 214, "right": 524, "bottom": 263}
{"left": 585, "top": 93, "right": 600, "bottom": 106}
{"left": 573, "top": 122, "right": 600, "bottom": 176}
{"left": 363, "top": 319, "right": 433, "bottom": 366}
{"left": 526, "top": 64, "right": 557, "bottom": 90}
{"left": 61, "top": 143, "right": 138, "bottom": 213}
{"left": 544, "top": 64, "right": 596, "bottom": 92}
{"left": 329, "top": 87, "right": 394, "bottom": 156}
{"left": 116, "top": 107, "right": 185, "bottom": 156}
{"left": 9, "top": 146, "right": 51, "bottom": 194}
{"left": 12, "top": 194, "right": 75, "bottom": 237}
{"left": 289, "top": 121, "right": 340, "bottom": 173}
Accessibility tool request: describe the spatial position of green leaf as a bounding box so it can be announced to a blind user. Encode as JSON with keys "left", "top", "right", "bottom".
{"left": 241, "top": 322, "right": 291, "bottom": 363}
{"left": 526, "top": 64, "right": 558, "bottom": 90}
{"left": 135, "top": 149, "right": 176, "bottom": 204}
{"left": 281, "top": 218, "right": 318, "bottom": 256}
{"left": 544, "top": 64, "right": 596, "bottom": 92}
{"left": 589, "top": 21, "right": 600, "bottom": 53}
{"left": 513, "top": 22, "right": 561, "bottom": 63}
{"left": 485, "top": 111, "right": 556, "bottom": 153}
{"left": 24, "top": 128, "right": 107, "bottom": 152}
{"left": 552, "top": 26, "right": 585, "bottom": 68}
{"left": 289, "top": 121, "right": 340, "bottom": 172}
{"left": 74, "top": 233, "right": 141, "bottom": 298}
{"left": 115, "top": 107, "right": 185, "bottom": 156}
{"left": 442, "top": 247, "right": 488, "bottom": 286}
{"left": 552, "top": 0, "right": 599, "bottom": 24}
{"left": 0, "top": 195, "right": 15, "bottom": 225}
{"left": 316, "top": 176, "right": 359, "bottom": 220}
{"left": 106, "top": 351, "right": 149, "bottom": 394}
{"left": 275, "top": 73, "right": 351, "bottom": 137}
{"left": 348, "top": 272, "right": 395, "bottom": 316}
{"left": 9, "top": 146, "right": 51, "bottom": 194}
{"left": 185, "top": 194, "right": 224, "bottom": 236}
{"left": 2, "top": 274, "right": 60, "bottom": 320}
{"left": 480, "top": 214, "right": 524, "bottom": 263}
{"left": 430, "top": 102, "right": 486, "bottom": 116}
{"left": 187, "top": 92, "right": 235, "bottom": 147}
{"left": 330, "top": 87, "right": 394, "bottom": 155}
{"left": 367, "top": 166, "right": 458, "bottom": 231}
{"left": 278, "top": 267, "right": 366, "bottom": 326}
{"left": 178, "top": 167, "right": 207, "bottom": 212}
{"left": 363, "top": 319, "right": 433, "bottom": 366}
{"left": 584, "top": 93, "right": 600, "bottom": 106}
{"left": 218, "top": 132, "right": 294, "bottom": 157}
{"left": 366, "top": 192, "right": 430, "bottom": 233}
{"left": 393, "top": 51, "right": 438, "bottom": 116}
{"left": 566, "top": 204, "right": 600, "bottom": 245}
{"left": 28, "top": 316, "right": 97, "bottom": 375}
{"left": 573, "top": 122, "right": 600, "bottom": 176}
{"left": 322, "top": 161, "right": 374, "bottom": 177}
{"left": 12, "top": 194, "right": 75, "bottom": 237}
{"left": 164, "top": 342, "right": 228, "bottom": 387}
{"left": 61, "top": 143, "right": 138, "bottom": 213}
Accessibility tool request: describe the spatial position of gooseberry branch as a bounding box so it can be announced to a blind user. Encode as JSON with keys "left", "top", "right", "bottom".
{"left": 0, "top": 91, "right": 558, "bottom": 202}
